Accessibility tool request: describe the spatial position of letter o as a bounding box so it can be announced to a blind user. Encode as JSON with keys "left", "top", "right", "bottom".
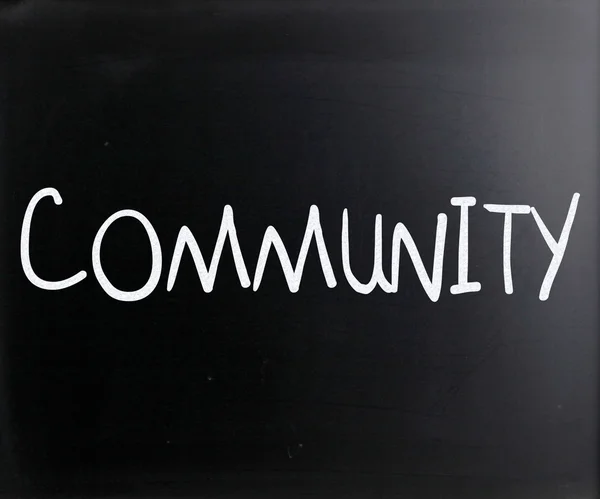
{"left": 92, "top": 210, "right": 162, "bottom": 302}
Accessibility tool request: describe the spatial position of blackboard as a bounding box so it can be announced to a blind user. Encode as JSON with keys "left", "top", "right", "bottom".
{"left": 0, "top": 1, "right": 598, "bottom": 497}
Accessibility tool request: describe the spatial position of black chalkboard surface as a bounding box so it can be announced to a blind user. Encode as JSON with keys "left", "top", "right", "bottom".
{"left": 0, "top": 1, "right": 598, "bottom": 497}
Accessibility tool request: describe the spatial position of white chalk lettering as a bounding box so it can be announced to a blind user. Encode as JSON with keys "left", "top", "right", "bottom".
{"left": 253, "top": 205, "right": 336, "bottom": 292}
{"left": 92, "top": 210, "right": 162, "bottom": 302}
{"left": 167, "top": 205, "right": 250, "bottom": 293}
{"left": 20, "top": 188, "right": 581, "bottom": 302}
{"left": 342, "top": 209, "right": 448, "bottom": 301}
{"left": 21, "top": 187, "right": 87, "bottom": 290}
{"left": 531, "top": 193, "right": 580, "bottom": 301}
{"left": 450, "top": 196, "right": 481, "bottom": 295}
{"left": 341, "top": 210, "right": 384, "bottom": 294}
{"left": 483, "top": 204, "right": 531, "bottom": 294}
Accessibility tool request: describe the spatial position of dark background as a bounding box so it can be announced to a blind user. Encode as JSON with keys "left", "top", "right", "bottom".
{"left": 0, "top": 1, "right": 598, "bottom": 497}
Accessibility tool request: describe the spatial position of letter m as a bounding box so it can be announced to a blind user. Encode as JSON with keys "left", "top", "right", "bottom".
{"left": 167, "top": 205, "right": 250, "bottom": 292}
{"left": 253, "top": 206, "right": 337, "bottom": 293}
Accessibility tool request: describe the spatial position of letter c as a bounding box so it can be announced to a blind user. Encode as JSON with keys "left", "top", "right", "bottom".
{"left": 21, "top": 187, "right": 87, "bottom": 290}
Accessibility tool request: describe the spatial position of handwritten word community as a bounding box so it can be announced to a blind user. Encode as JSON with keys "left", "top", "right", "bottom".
{"left": 21, "top": 188, "right": 579, "bottom": 303}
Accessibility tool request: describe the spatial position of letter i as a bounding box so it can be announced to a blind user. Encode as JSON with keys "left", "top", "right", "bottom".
{"left": 450, "top": 197, "right": 481, "bottom": 295}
